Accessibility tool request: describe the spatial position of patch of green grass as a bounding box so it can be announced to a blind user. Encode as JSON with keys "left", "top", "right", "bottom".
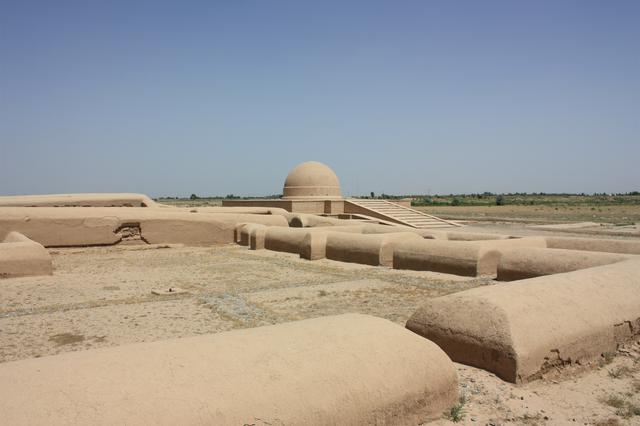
{"left": 444, "top": 394, "right": 467, "bottom": 423}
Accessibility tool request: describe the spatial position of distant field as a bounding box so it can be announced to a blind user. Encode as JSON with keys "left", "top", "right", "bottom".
{"left": 157, "top": 195, "right": 640, "bottom": 224}
{"left": 410, "top": 193, "right": 640, "bottom": 207}
{"left": 413, "top": 205, "right": 640, "bottom": 224}
{"left": 156, "top": 198, "right": 224, "bottom": 207}
{"left": 410, "top": 194, "right": 639, "bottom": 224}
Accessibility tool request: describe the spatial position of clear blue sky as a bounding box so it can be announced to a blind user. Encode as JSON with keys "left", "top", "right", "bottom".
{"left": 1, "top": 1, "right": 638, "bottom": 197}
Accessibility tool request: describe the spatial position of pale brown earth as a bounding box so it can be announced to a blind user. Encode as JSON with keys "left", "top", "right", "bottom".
{"left": 1, "top": 235, "right": 639, "bottom": 425}
{"left": 0, "top": 244, "right": 482, "bottom": 363}
{"left": 459, "top": 222, "right": 640, "bottom": 240}
{"left": 415, "top": 205, "right": 640, "bottom": 225}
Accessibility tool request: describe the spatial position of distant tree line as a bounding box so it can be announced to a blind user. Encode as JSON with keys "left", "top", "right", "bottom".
{"left": 158, "top": 194, "right": 284, "bottom": 201}
{"left": 157, "top": 191, "right": 640, "bottom": 207}
{"left": 409, "top": 192, "right": 640, "bottom": 207}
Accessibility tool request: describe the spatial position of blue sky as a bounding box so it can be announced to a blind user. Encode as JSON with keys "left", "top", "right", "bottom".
{"left": 1, "top": 1, "right": 638, "bottom": 197}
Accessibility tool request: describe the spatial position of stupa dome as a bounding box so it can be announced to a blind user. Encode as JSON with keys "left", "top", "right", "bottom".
{"left": 282, "top": 161, "right": 342, "bottom": 199}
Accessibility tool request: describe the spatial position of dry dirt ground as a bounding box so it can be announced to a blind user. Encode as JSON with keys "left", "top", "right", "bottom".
{"left": 1, "top": 240, "right": 639, "bottom": 425}
{"left": 415, "top": 205, "right": 640, "bottom": 225}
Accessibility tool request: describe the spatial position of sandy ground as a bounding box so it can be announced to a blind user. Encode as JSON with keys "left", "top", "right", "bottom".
{"left": 459, "top": 222, "right": 640, "bottom": 240}
{"left": 0, "top": 244, "right": 484, "bottom": 363}
{"left": 1, "top": 239, "right": 639, "bottom": 425}
{"left": 415, "top": 205, "right": 640, "bottom": 225}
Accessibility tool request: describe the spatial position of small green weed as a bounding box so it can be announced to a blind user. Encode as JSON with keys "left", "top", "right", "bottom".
{"left": 444, "top": 394, "right": 467, "bottom": 423}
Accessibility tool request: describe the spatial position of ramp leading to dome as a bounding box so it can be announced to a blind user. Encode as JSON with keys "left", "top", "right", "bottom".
{"left": 344, "top": 199, "right": 461, "bottom": 229}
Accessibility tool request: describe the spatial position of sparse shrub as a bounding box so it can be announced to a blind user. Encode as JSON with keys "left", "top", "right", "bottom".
{"left": 599, "top": 352, "right": 616, "bottom": 367}
{"left": 593, "top": 418, "right": 621, "bottom": 426}
{"left": 600, "top": 393, "right": 640, "bottom": 418}
{"left": 451, "top": 197, "right": 461, "bottom": 206}
{"left": 496, "top": 194, "right": 505, "bottom": 206}
{"left": 617, "top": 401, "right": 640, "bottom": 419}
{"left": 444, "top": 394, "right": 467, "bottom": 422}
{"left": 602, "top": 394, "right": 626, "bottom": 409}
{"left": 608, "top": 366, "right": 633, "bottom": 379}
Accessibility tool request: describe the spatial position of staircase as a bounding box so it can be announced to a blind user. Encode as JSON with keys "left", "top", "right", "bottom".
{"left": 344, "top": 199, "right": 461, "bottom": 229}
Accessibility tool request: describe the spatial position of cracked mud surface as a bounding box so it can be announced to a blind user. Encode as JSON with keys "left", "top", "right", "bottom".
{"left": 1, "top": 243, "right": 639, "bottom": 425}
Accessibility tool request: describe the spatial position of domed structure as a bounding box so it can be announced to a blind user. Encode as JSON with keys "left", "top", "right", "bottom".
{"left": 223, "top": 160, "right": 456, "bottom": 226}
{"left": 282, "top": 161, "right": 342, "bottom": 199}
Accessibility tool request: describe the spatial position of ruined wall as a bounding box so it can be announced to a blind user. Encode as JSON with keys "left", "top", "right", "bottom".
{"left": 250, "top": 226, "right": 364, "bottom": 254}
{"left": 221, "top": 199, "right": 346, "bottom": 214}
{"left": 0, "top": 207, "right": 288, "bottom": 247}
{"left": 286, "top": 212, "right": 358, "bottom": 228}
{"left": 393, "top": 237, "right": 547, "bottom": 276}
{"left": 497, "top": 247, "right": 631, "bottom": 281}
{"left": 0, "top": 314, "right": 458, "bottom": 426}
{"left": 0, "top": 193, "right": 157, "bottom": 208}
{"left": 0, "top": 232, "right": 53, "bottom": 278}
{"left": 189, "top": 206, "right": 290, "bottom": 216}
{"left": 325, "top": 232, "right": 423, "bottom": 267}
{"left": 406, "top": 258, "right": 640, "bottom": 383}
